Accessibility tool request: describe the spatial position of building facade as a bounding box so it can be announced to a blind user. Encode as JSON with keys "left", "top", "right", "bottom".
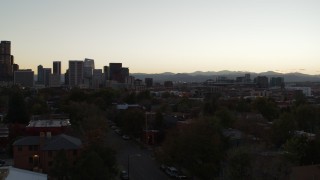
{"left": 13, "top": 133, "right": 82, "bottom": 173}
{"left": 255, "top": 76, "right": 269, "bottom": 88}
{"left": 145, "top": 78, "right": 153, "bottom": 88}
{"left": 14, "top": 70, "right": 34, "bottom": 87}
{"left": 52, "top": 61, "right": 61, "bottom": 76}
{"left": 43, "top": 68, "right": 51, "bottom": 87}
{"left": 68, "top": 61, "right": 83, "bottom": 87}
{"left": 37, "top": 65, "right": 44, "bottom": 84}
{"left": 0, "top": 41, "right": 15, "bottom": 81}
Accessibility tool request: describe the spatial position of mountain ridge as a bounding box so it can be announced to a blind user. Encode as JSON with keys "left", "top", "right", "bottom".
{"left": 131, "top": 71, "right": 320, "bottom": 83}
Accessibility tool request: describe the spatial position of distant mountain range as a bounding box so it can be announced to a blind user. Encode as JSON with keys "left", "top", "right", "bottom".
{"left": 131, "top": 71, "right": 320, "bottom": 83}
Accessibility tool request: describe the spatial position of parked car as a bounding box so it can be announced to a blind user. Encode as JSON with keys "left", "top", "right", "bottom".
{"left": 0, "top": 159, "right": 5, "bottom": 166}
{"left": 165, "top": 166, "right": 178, "bottom": 177}
{"left": 120, "top": 170, "right": 129, "bottom": 180}
{"left": 122, "top": 135, "right": 131, "bottom": 140}
{"left": 160, "top": 164, "right": 167, "bottom": 171}
{"left": 176, "top": 174, "right": 188, "bottom": 179}
{"left": 111, "top": 125, "right": 117, "bottom": 130}
{"left": 115, "top": 129, "right": 122, "bottom": 135}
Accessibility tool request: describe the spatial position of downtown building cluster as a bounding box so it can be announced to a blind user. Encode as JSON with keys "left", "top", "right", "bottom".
{"left": 37, "top": 59, "right": 132, "bottom": 89}
{"left": 0, "top": 40, "right": 145, "bottom": 89}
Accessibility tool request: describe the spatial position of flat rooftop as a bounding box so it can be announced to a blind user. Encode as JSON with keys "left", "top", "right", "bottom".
{"left": 26, "top": 119, "right": 71, "bottom": 128}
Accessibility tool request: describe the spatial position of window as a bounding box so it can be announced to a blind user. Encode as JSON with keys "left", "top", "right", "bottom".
{"left": 17, "top": 146, "right": 22, "bottom": 151}
{"left": 29, "top": 145, "right": 33, "bottom": 151}
{"left": 48, "top": 161, "right": 53, "bottom": 167}
{"left": 33, "top": 145, "right": 38, "bottom": 151}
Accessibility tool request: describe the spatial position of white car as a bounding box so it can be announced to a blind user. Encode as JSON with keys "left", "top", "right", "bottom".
{"left": 122, "top": 135, "right": 130, "bottom": 140}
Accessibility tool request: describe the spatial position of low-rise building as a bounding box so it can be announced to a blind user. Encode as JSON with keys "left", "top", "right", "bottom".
{"left": 13, "top": 133, "right": 82, "bottom": 173}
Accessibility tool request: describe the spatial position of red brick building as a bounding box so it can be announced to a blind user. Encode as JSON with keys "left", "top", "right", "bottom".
{"left": 13, "top": 133, "right": 82, "bottom": 173}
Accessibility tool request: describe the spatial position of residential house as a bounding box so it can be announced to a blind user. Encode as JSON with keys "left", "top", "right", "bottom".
{"left": 13, "top": 133, "right": 82, "bottom": 173}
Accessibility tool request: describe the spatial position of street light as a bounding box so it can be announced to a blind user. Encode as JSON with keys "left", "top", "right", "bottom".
{"left": 128, "top": 154, "right": 141, "bottom": 179}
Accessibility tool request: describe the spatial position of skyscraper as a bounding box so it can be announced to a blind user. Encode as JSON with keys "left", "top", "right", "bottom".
{"left": 145, "top": 78, "right": 153, "bottom": 88}
{"left": 53, "top": 61, "right": 61, "bottom": 75}
{"left": 109, "top": 63, "right": 129, "bottom": 83}
{"left": 37, "top": 65, "right": 44, "bottom": 84}
{"left": 14, "top": 70, "right": 34, "bottom": 87}
{"left": 92, "top": 69, "right": 103, "bottom": 89}
{"left": 43, "top": 68, "right": 52, "bottom": 87}
{"left": 103, "top": 66, "right": 109, "bottom": 82}
{"left": 52, "top": 61, "right": 61, "bottom": 86}
{"left": 270, "top": 77, "right": 284, "bottom": 88}
{"left": 83, "top": 58, "right": 94, "bottom": 87}
{"left": 68, "top": 61, "right": 83, "bottom": 87}
{"left": 109, "top": 63, "right": 122, "bottom": 81}
{"left": 254, "top": 76, "right": 269, "bottom": 88}
{"left": 0, "top": 41, "right": 14, "bottom": 81}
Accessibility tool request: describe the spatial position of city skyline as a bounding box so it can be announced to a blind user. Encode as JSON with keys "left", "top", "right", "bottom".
{"left": 1, "top": 0, "right": 320, "bottom": 75}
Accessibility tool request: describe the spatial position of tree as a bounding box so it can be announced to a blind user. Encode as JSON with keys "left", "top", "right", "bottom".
{"left": 159, "top": 118, "right": 227, "bottom": 179}
{"left": 90, "top": 88, "right": 119, "bottom": 108}
{"left": 6, "top": 89, "right": 29, "bottom": 124}
{"left": 252, "top": 97, "right": 279, "bottom": 121}
{"left": 294, "top": 105, "right": 318, "bottom": 132}
{"left": 50, "top": 150, "right": 72, "bottom": 180}
{"left": 293, "top": 91, "right": 307, "bottom": 107}
{"left": 284, "top": 136, "right": 320, "bottom": 166}
{"left": 271, "top": 113, "right": 297, "bottom": 147}
{"left": 225, "top": 147, "right": 252, "bottom": 180}
{"left": 72, "top": 145, "right": 118, "bottom": 180}
{"left": 215, "top": 107, "right": 235, "bottom": 128}
{"left": 235, "top": 98, "right": 251, "bottom": 113}
{"left": 120, "top": 109, "right": 145, "bottom": 137}
{"left": 202, "top": 93, "right": 221, "bottom": 116}
{"left": 284, "top": 136, "right": 309, "bottom": 165}
{"left": 63, "top": 102, "right": 108, "bottom": 143}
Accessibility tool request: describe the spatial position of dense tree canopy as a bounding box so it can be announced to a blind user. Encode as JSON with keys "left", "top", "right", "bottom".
{"left": 159, "top": 117, "right": 227, "bottom": 179}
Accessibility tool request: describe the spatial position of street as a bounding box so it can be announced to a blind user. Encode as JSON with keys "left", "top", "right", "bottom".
{"left": 106, "top": 128, "right": 169, "bottom": 180}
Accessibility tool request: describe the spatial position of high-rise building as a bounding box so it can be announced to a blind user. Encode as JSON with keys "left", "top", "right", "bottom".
{"left": 145, "top": 78, "right": 153, "bottom": 88}
{"left": 103, "top": 66, "right": 109, "bottom": 82}
{"left": 43, "top": 68, "right": 52, "bottom": 87}
{"left": 65, "top": 69, "right": 69, "bottom": 85}
{"left": 109, "top": 63, "right": 122, "bottom": 81}
{"left": 53, "top": 61, "right": 61, "bottom": 85}
{"left": 53, "top": 61, "right": 61, "bottom": 75}
{"left": 50, "top": 74, "right": 60, "bottom": 87}
{"left": 83, "top": 58, "right": 94, "bottom": 78}
{"left": 245, "top": 73, "right": 251, "bottom": 83}
{"left": 37, "top": 65, "right": 44, "bottom": 84}
{"left": 254, "top": 76, "right": 269, "bottom": 88}
{"left": 83, "top": 58, "right": 94, "bottom": 87}
{"left": 68, "top": 61, "right": 83, "bottom": 87}
{"left": 92, "top": 69, "right": 103, "bottom": 89}
{"left": 14, "top": 69, "right": 34, "bottom": 87}
{"left": 12, "top": 64, "right": 19, "bottom": 72}
{"left": 109, "top": 63, "right": 130, "bottom": 83}
{"left": 120, "top": 67, "right": 129, "bottom": 83}
{"left": 270, "top": 77, "right": 284, "bottom": 88}
{"left": 0, "top": 41, "right": 15, "bottom": 81}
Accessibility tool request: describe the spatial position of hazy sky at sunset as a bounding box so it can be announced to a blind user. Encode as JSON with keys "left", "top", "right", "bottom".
{"left": 1, "top": 0, "right": 320, "bottom": 74}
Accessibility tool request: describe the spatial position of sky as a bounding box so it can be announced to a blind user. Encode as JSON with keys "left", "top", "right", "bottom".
{"left": 1, "top": 0, "right": 320, "bottom": 74}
